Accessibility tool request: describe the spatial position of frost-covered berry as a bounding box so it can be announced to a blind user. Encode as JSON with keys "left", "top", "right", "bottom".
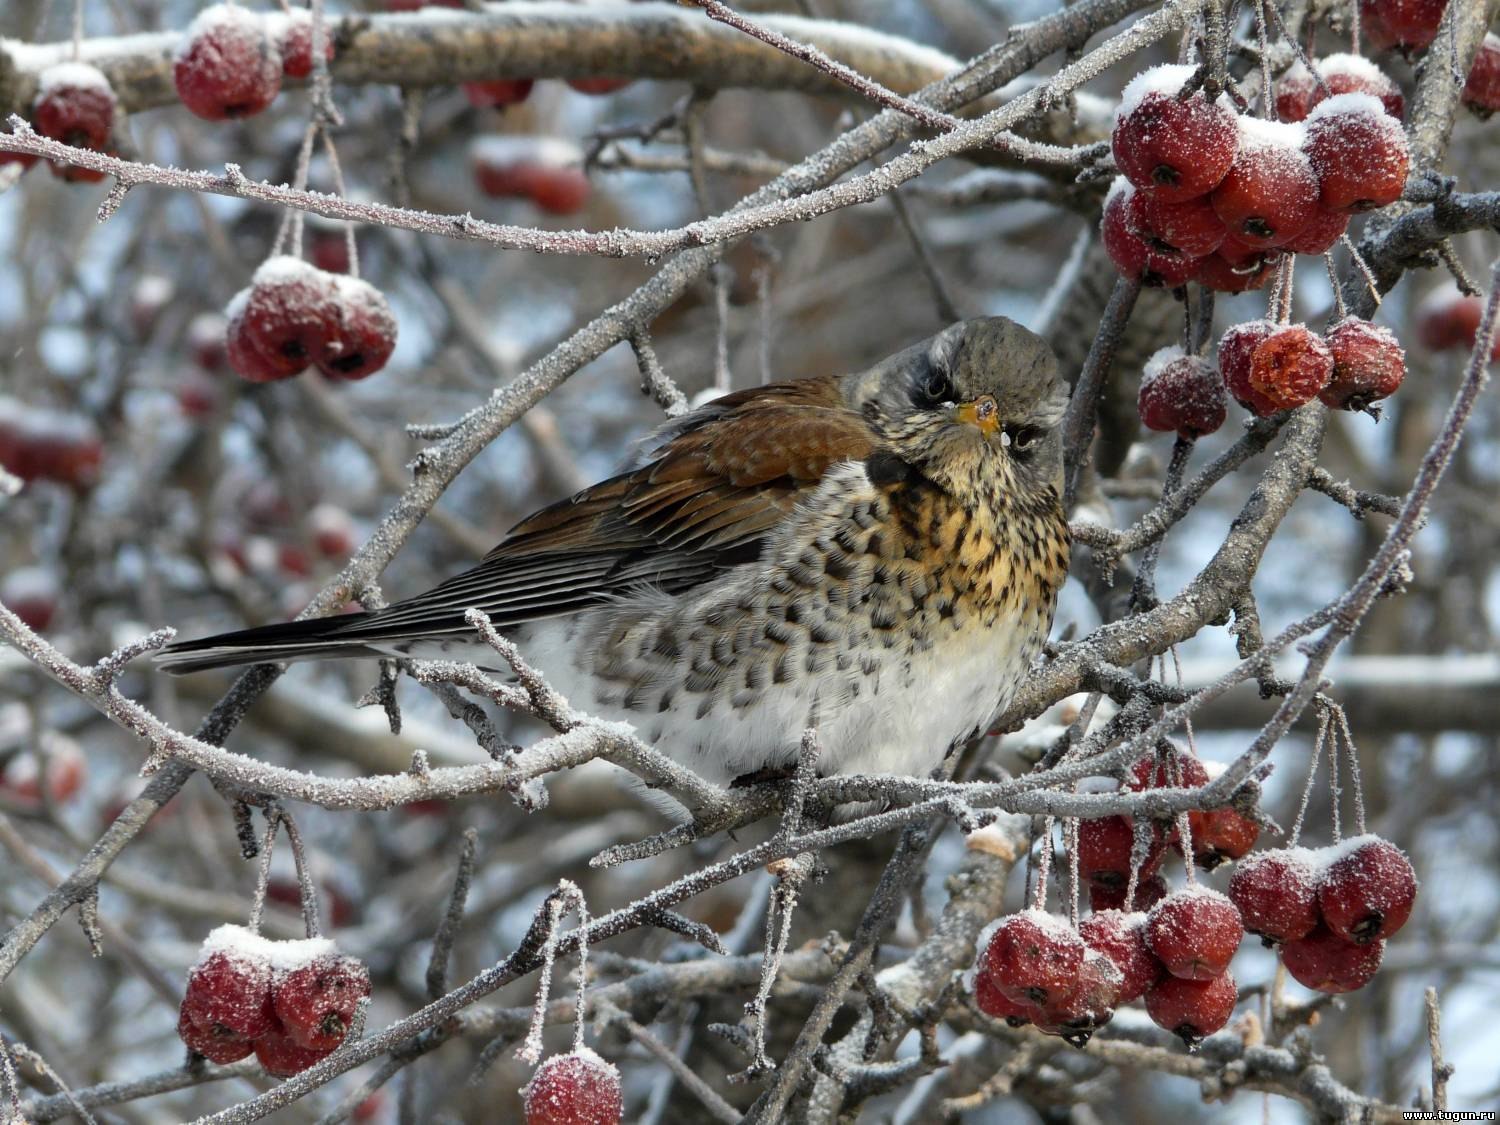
{"left": 254, "top": 1022, "right": 334, "bottom": 1078}
{"left": 1077, "top": 813, "right": 1166, "bottom": 891}
{"left": 0, "top": 398, "right": 104, "bottom": 488}
{"left": 1281, "top": 207, "right": 1350, "bottom": 256}
{"left": 1321, "top": 318, "right": 1406, "bottom": 410}
{"left": 567, "top": 77, "right": 634, "bottom": 95}
{"left": 1462, "top": 34, "right": 1500, "bottom": 117}
{"left": 1126, "top": 189, "right": 1228, "bottom": 259}
{"left": 1185, "top": 807, "right": 1260, "bottom": 870}
{"left": 1227, "top": 848, "right": 1321, "bottom": 943}
{"left": 1145, "top": 887, "right": 1244, "bottom": 980}
{"left": 1192, "top": 246, "right": 1276, "bottom": 293}
{"left": 1102, "top": 179, "right": 1197, "bottom": 288}
{"left": 973, "top": 965, "right": 1036, "bottom": 1026}
{"left": 273, "top": 953, "right": 370, "bottom": 1051}
{"left": 1, "top": 567, "right": 60, "bottom": 632}
{"left": 32, "top": 63, "right": 116, "bottom": 183}
{"left": 1145, "top": 971, "right": 1237, "bottom": 1048}
{"left": 1220, "top": 320, "right": 1285, "bottom": 415}
{"left": 981, "top": 910, "right": 1086, "bottom": 1006}
{"left": 1310, "top": 54, "right": 1405, "bottom": 119}
{"left": 1274, "top": 62, "right": 1317, "bottom": 123}
{"left": 1316, "top": 835, "right": 1418, "bottom": 945}
{"left": 1128, "top": 753, "right": 1210, "bottom": 792}
{"left": 228, "top": 257, "right": 340, "bottom": 383}
{"left": 1137, "top": 347, "right": 1228, "bottom": 438}
{"left": 1036, "top": 948, "right": 1122, "bottom": 1048}
{"left": 1210, "top": 117, "right": 1319, "bottom": 248}
{"left": 277, "top": 11, "right": 336, "bottom": 80}
{"left": 178, "top": 1006, "right": 255, "bottom": 1064}
{"left": 1281, "top": 924, "right": 1384, "bottom": 993}
{"left": 463, "top": 79, "right": 536, "bottom": 109}
{"left": 179, "top": 928, "right": 277, "bottom": 1044}
{"left": 470, "top": 137, "right": 592, "bottom": 216}
{"left": 1079, "top": 910, "right": 1162, "bottom": 1002}
{"left": 1249, "top": 324, "right": 1334, "bottom": 411}
{"left": 174, "top": 5, "right": 283, "bottom": 120}
{"left": 1112, "top": 64, "right": 1239, "bottom": 203}
{"left": 523, "top": 1049, "right": 623, "bottom": 1125}
{"left": 1304, "top": 94, "right": 1410, "bottom": 213}
{"left": 1358, "top": 0, "right": 1446, "bottom": 53}
{"left": 317, "top": 276, "right": 398, "bottom": 381}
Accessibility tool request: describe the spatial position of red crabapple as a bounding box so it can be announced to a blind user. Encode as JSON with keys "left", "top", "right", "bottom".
{"left": 566, "top": 77, "right": 634, "bottom": 95}
{"left": 1037, "top": 949, "right": 1122, "bottom": 1047}
{"left": 1304, "top": 94, "right": 1410, "bottom": 213}
{"left": 1102, "top": 179, "right": 1198, "bottom": 288}
{"left": 1316, "top": 835, "right": 1418, "bottom": 944}
{"left": 1137, "top": 347, "right": 1228, "bottom": 438}
{"left": 1112, "top": 63, "right": 1239, "bottom": 203}
{"left": 32, "top": 63, "right": 116, "bottom": 183}
{"left": 272, "top": 953, "right": 370, "bottom": 1052}
{"left": 1249, "top": 324, "right": 1334, "bottom": 410}
{"left": 1274, "top": 62, "right": 1317, "bottom": 123}
{"left": 1280, "top": 207, "right": 1350, "bottom": 256}
{"left": 178, "top": 1007, "right": 255, "bottom": 1064}
{"left": 277, "top": 11, "right": 336, "bottom": 80}
{"left": 174, "top": 5, "right": 283, "bottom": 120}
{"left": 1145, "top": 887, "right": 1244, "bottom": 980}
{"left": 1321, "top": 318, "right": 1406, "bottom": 410}
{"left": 254, "top": 1022, "right": 333, "bottom": 1078}
{"left": 973, "top": 966, "right": 1037, "bottom": 1026}
{"left": 1126, "top": 189, "right": 1228, "bottom": 258}
{"left": 316, "top": 276, "right": 398, "bottom": 381}
{"left": 1309, "top": 54, "right": 1404, "bottom": 119}
{"left": 179, "top": 930, "right": 277, "bottom": 1043}
{"left": 1145, "top": 971, "right": 1237, "bottom": 1048}
{"left": 1090, "top": 871, "right": 1168, "bottom": 914}
{"left": 1210, "top": 117, "right": 1319, "bottom": 248}
{"left": 1358, "top": 0, "right": 1446, "bottom": 53}
{"left": 982, "top": 910, "right": 1086, "bottom": 1006}
{"left": 1077, "top": 813, "right": 1166, "bottom": 890}
{"left": 463, "top": 79, "right": 536, "bottom": 109}
{"left": 1227, "top": 848, "right": 1321, "bottom": 943}
{"left": 471, "top": 137, "right": 592, "bottom": 216}
{"left": 1414, "top": 284, "right": 1496, "bottom": 356}
{"left": 1462, "top": 34, "right": 1500, "bottom": 117}
{"left": 1079, "top": 910, "right": 1162, "bottom": 1002}
{"left": 524, "top": 1049, "right": 623, "bottom": 1125}
{"left": 1281, "top": 924, "right": 1384, "bottom": 993}
{"left": 1192, "top": 246, "right": 1276, "bottom": 293}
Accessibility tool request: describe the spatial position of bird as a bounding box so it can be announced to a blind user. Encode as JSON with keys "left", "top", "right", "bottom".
{"left": 157, "top": 317, "right": 1072, "bottom": 788}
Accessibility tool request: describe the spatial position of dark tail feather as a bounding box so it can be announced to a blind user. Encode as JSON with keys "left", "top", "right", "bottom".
{"left": 154, "top": 613, "right": 383, "bottom": 675}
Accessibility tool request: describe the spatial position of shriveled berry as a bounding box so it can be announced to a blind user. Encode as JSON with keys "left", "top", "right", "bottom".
{"left": 174, "top": 4, "right": 283, "bottom": 120}
{"left": 1358, "top": 0, "right": 1446, "bottom": 53}
{"left": 1138, "top": 347, "right": 1228, "bottom": 438}
{"left": 973, "top": 966, "right": 1036, "bottom": 1026}
{"left": 1228, "top": 848, "right": 1321, "bottom": 943}
{"left": 524, "top": 1049, "right": 623, "bottom": 1125}
{"left": 255, "top": 1022, "right": 334, "bottom": 1078}
{"left": 1145, "top": 971, "right": 1237, "bottom": 1048}
{"left": 463, "top": 78, "right": 535, "bottom": 108}
{"left": 1304, "top": 94, "right": 1410, "bottom": 213}
{"left": 1146, "top": 887, "right": 1243, "bottom": 980}
{"left": 1126, "top": 189, "right": 1227, "bottom": 258}
{"left": 1077, "top": 813, "right": 1166, "bottom": 890}
{"left": 278, "top": 12, "right": 336, "bottom": 80}
{"left": 177, "top": 1007, "right": 254, "bottom": 1065}
{"left": 316, "top": 276, "right": 398, "bottom": 381}
{"left": 982, "top": 910, "right": 1087, "bottom": 1006}
{"left": 1281, "top": 207, "right": 1350, "bottom": 256}
{"left": 1210, "top": 117, "right": 1319, "bottom": 248}
{"left": 273, "top": 953, "right": 371, "bottom": 1052}
{"left": 1080, "top": 910, "right": 1162, "bottom": 1002}
{"left": 1112, "top": 64, "right": 1239, "bottom": 203}
{"left": 1462, "top": 34, "right": 1500, "bottom": 117}
{"left": 1321, "top": 318, "right": 1406, "bottom": 409}
{"left": 1310, "top": 54, "right": 1404, "bottom": 119}
{"left": 32, "top": 63, "right": 116, "bottom": 183}
{"left": 1090, "top": 871, "right": 1168, "bottom": 914}
{"left": 1036, "top": 949, "right": 1122, "bottom": 1048}
{"left": 1102, "top": 179, "right": 1197, "bottom": 287}
{"left": 1317, "top": 835, "right": 1418, "bottom": 944}
{"left": 1249, "top": 325, "right": 1334, "bottom": 410}
{"left": 1282, "top": 924, "right": 1384, "bottom": 993}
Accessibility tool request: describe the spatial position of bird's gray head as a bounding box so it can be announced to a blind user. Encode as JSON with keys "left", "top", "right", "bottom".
{"left": 844, "top": 317, "right": 1068, "bottom": 499}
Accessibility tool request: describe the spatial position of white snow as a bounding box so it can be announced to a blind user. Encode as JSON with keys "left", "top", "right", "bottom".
{"left": 37, "top": 61, "right": 115, "bottom": 97}
{"left": 1305, "top": 90, "right": 1388, "bottom": 124}
{"left": 224, "top": 287, "right": 251, "bottom": 322}
{"left": 189, "top": 311, "right": 227, "bottom": 347}
{"left": 196, "top": 923, "right": 337, "bottom": 972}
{"left": 252, "top": 254, "right": 328, "bottom": 288}
{"left": 1103, "top": 174, "right": 1134, "bottom": 210}
{"left": 470, "top": 135, "right": 583, "bottom": 169}
{"left": 176, "top": 4, "right": 268, "bottom": 63}
{"left": 1117, "top": 62, "right": 1199, "bottom": 121}
{"left": 1316, "top": 53, "right": 1388, "bottom": 84}
{"left": 1141, "top": 345, "right": 1187, "bottom": 388}
{"left": 1, "top": 566, "right": 59, "bottom": 602}
{"left": 1235, "top": 114, "right": 1306, "bottom": 149}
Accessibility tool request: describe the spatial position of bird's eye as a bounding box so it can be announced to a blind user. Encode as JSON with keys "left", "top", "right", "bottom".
{"left": 914, "top": 368, "right": 954, "bottom": 408}
{"left": 1008, "top": 425, "right": 1043, "bottom": 452}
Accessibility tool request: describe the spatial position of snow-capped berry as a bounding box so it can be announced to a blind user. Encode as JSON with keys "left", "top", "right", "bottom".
{"left": 0, "top": 400, "right": 104, "bottom": 488}
{"left": 309, "top": 504, "right": 356, "bottom": 558}
{"left": 1037, "top": 949, "right": 1122, "bottom": 1048}
{"left": 232, "top": 258, "right": 341, "bottom": 382}
{"left": 1249, "top": 325, "right": 1334, "bottom": 411}
{"left": 1308, "top": 54, "right": 1405, "bottom": 119}
{"left": 1415, "top": 285, "right": 1500, "bottom": 359}
{"left": 1090, "top": 871, "right": 1168, "bottom": 914}
{"left": 523, "top": 1049, "right": 623, "bottom": 1125}
{"left": 1304, "top": 94, "right": 1410, "bottom": 213}
{"left": 1192, "top": 246, "right": 1276, "bottom": 293}
{"left": 973, "top": 966, "right": 1036, "bottom": 1026}
{"left": 1462, "top": 34, "right": 1500, "bottom": 117}
{"left": 1112, "top": 64, "right": 1239, "bottom": 203}
{"left": 1126, "top": 189, "right": 1228, "bottom": 258}
{"left": 32, "top": 63, "right": 116, "bottom": 183}
{"left": 1077, "top": 813, "right": 1166, "bottom": 890}
{"left": 1321, "top": 318, "right": 1406, "bottom": 410}
{"left": 177, "top": 1006, "right": 255, "bottom": 1064}
{"left": 1274, "top": 62, "right": 1317, "bottom": 123}
{"left": 278, "top": 11, "right": 336, "bottom": 80}
{"left": 273, "top": 953, "right": 370, "bottom": 1052}
{"left": 1137, "top": 348, "right": 1228, "bottom": 438}
{"left": 1281, "top": 924, "right": 1384, "bottom": 993}
{"left": 1228, "top": 849, "right": 1321, "bottom": 943}
{"left": 1281, "top": 207, "right": 1350, "bottom": 256}
{"left": 1079, "top": 910, "right": 1162, "bottom": 1002}
{"left": 316, "top": 276, "right": 398, "bottom": 381}
{"left": 1358, "top": 0, "right": 1446, "bottom": 53}
{"left": 1101, "top": 179, "right": 1197, "bottom": 288}
{"left": 180, "top": 929, "right": 277, "bottom": 1042}
{"left": 254, "top": 1022, "right": 334, "bottom": 1078}
{"left": 1145, "top": 887, "right": 1244, "bottom": 980}
{"left": 0, "top": 738, "right": 85, "bottom": 806}
{"left": 1, "top": 567, "right": 60, "bottom": 632}
{"left": 463, "top": 78, "right": 536, "bottom": 109}
{"left": 174, "top": 5, "right": 283, "bottom": 120}
{"left": 470, "top": 137, "right": 592, "bottom": 216}
{"left": 1210, "top": 117, "right": 1319, "bottom": 248}
{"left": 1316, "top": 835, "right": 1418, "bottom": 945}
{"left": 1145, "top": 971, "right": 1237, "bottom": 1048}
{"left": 981, "top": 910, "right": 1087, "bottom": 1006}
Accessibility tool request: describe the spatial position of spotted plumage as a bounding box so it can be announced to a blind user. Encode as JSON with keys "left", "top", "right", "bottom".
{"left": 158, "top": 318, "right": 1071, "bottom": 787}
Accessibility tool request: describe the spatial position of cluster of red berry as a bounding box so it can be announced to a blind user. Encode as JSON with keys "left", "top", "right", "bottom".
{"left": 0, "top": 733, "right": 85, "bottom": 807}
{"left": 225, "top": 257, "right": 397, "bottom": 384}
{"left": 1105, "top": 62, "right": 1409, "bottom": 292}
{"left": 523, "top": 1048, "right": 623, "bottom": 1125}
{"left": 0, "top": 397, "right": 104, "bottom": 489}
{"left": 471, "top": 137, "right": 592, "bottom": 216}
{"left": 177, "top": 925, "right": 370, "bottom": 1077}
{"left": 1229, "top": 836, "right": 1417, "bottom": 993}
{"left": 173, "top": 4, "right": 333, "bottom": 121}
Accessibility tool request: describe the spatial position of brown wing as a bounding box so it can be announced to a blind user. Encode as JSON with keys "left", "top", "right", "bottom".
{"left": 328, "top": 377, "right": 875, "bottom": 641}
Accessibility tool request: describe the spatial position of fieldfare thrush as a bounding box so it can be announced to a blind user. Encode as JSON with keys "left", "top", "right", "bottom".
{"left": 158, "top": 317, "right": 1072, "bottom": 786}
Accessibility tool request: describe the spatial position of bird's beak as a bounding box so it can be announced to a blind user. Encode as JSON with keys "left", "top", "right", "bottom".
{"left": 955, "top": 395, "right": 1000, "bottom": 438}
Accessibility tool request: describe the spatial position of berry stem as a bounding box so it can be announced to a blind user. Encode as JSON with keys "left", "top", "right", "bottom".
{"left": 1063, "top": 816, "right": 1081, "bottom": 929}
{"left": 247, "top": 810, "right": 281, "bottom": 934}
{"left": 279, "top": 812, "right": 322, "bottom": 939}
{"left": 1032, "top": 815, "right": 1056, "bottom": 912}
{"left": 1291, "top": 699, "right": 1332, "bottom": 847}
{"left": 318, "top": 129, "right": 361, "bottom": 279}
{"left": 1333, "top": 703, "right": 1368, "bottom": 836}
{"left": 1325, "top": 253, "right": 1349, "bottom": 321}
{"left": 1328, "top": 705, "right": 1343, "bottom": 844}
